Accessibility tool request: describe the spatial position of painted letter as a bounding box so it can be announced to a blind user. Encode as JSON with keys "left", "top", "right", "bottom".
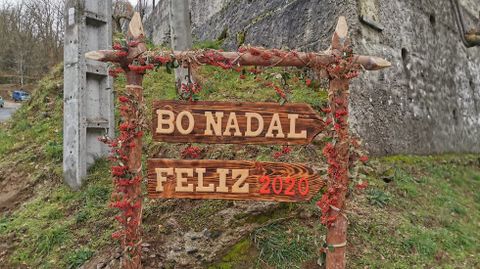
{"left": 175, "top": 168, "right": 194, "bottom": 192}
{"left": 245, "top": 112, "right": 264, "bottom": 137}
{"left": 266, "top": 113, "right": 285, "bottom": 138}
{"left": 223, "top": 112, "right": 242, "bottom": 136}
{"left": 155, "top": 167, "right": 173, "bottom": 192}
{"left": 176, "top": 111, "right": 194, "bottom": 135}
{"left": 195, "top": 168, "right": 214, "bottom": 192}
{"left": 287, "top": 114, "right": 307, "bottom": 138}
{"left": 231, "top": 169, "right": 249, "bottom": 193}
{"left": 156, "top": 110, "right": 175, "bottom": 134}
{"left": 216, "top": 168, "right": 229, "bottom": 192}
{"left": 204, "top": 112, "right": 224, "bottom": 136}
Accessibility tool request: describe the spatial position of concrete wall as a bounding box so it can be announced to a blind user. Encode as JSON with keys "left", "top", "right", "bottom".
{"left": 64, "top": 0, "right": 114, "bottom": 189}
{"left": 142, "top": 0, "right": 480, "bottom": 155}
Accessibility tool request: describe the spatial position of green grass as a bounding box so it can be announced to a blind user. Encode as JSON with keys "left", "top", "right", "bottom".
{"left": 195, "top": 65, "right": 327, "bottom": 108}
{"left": 66, "top": 247, "right": 94, "bottom": 269}
{"left": 0, "top": 159, "right": 114, "bottom": 268}
{"left": 348, "top": 155, "right": 480, "bottom": 268}
{"left": 209, "top": 155, "right": 480, "bottom": 268}
{"left": 0, "top": 129, "right": 14, "bottom": 155}
{"left": 193, "top": 39, "right": 224, "bottom": 50}
{"left": 252, "top": 221, "right": 323, "bottom": 269}
{"left": 366, "top": 188, "right": 391, "bottom": 207}
{"left": 0, "top": 64, "right": 63, "bottom": 164}
{"left": 0, "top": 66, "right": 115, "bottom": 268}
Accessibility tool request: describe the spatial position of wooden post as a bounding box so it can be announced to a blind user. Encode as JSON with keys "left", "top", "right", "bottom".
{"left": 325, "top": 78, "right": 350, "bottom": 269}
{"left": 121, "top": 13, "right": 146, "bottom": 269}
{"left": 87, "top": 12, "right": 146, "bottom": 269}
{"left": 322, "top": 17, "right": 352, "bottom": 269}
{"left": 122, "top": 78, "right": 144, "bottom": 269}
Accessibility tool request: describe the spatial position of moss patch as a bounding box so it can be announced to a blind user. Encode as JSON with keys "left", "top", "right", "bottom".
{"left": 208, "top": 239, "right": 257, "bottom": 269}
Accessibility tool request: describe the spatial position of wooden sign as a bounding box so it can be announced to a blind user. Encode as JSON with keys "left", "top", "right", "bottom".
{"left": 147, "top": 159, "right": 325, "bottom": 202}
{"left": 152, "top": 101, "right": 324, "bottom": 145}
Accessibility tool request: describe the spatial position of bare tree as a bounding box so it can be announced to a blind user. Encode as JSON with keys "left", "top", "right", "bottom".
{"left": 0, "top": 0, "right": 64, "bottom": 85}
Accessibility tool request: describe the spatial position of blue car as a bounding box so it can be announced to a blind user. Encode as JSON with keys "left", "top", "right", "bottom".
{"left": 12, "top": 90, "right": 30, "bottom": 102}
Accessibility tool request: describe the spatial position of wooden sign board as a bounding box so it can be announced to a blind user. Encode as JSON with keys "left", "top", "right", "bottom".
{"left": 147, "top": 159, "right": 325, "bottom": 202}
{"left": 152, "top": 101, "right": 324, "bottom": 145}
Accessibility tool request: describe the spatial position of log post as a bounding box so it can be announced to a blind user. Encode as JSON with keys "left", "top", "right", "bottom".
{"left": 325, "top": 78, "right": 350, "bottom": 269}
{"left": 324, "top": 17, "right": 352, "bottom": 269}
{"left": 120, "top": 13, "right": 146, "bottom": 269}
{"left": 87, "top": 12, "right": 146, "bottom": 269}
{"left": 122, "top": 78, "right": 144, "bottom": 269}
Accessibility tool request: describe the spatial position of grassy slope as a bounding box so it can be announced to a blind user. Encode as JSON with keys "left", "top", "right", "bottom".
{"left": 0, "top": 63, "right": 479, "bottom": 268}
{"left": 0, "top": 66, "right": 114, "bottom": 268}
{"left": 348, "top": 155, "right": 480, "bottom": 268}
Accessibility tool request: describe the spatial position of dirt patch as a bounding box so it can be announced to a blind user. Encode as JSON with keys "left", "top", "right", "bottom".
{"left": 0, "top": 163, "right": 67, "bottom": 268}
{"left": 0, "top": 168, "right": 34, "bottom": 214}
{"left": 81, "top": 201, "right": 282, "bottom": 269}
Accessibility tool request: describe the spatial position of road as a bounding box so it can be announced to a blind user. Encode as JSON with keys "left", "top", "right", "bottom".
{"left": 0, "top": 101, "right": 21, "bottom": 123}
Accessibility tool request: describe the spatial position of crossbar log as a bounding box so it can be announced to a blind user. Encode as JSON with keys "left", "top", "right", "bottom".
{"left": 86, "top": 44, "right": 390, "bottom": 72}
{"left": 86, "top": 49, "right": 390, "bottom": 71}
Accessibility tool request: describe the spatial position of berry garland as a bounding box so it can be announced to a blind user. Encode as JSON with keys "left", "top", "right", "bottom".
{"left": 325, "top": 47, "right": 361, "bottom": 80}
{"left": 273, "top": 145, "right": 292, "bottom": 160}
{"left": 313, "top": 44, "right": 370, "bottom": 262}
{"left": 99, "top": 90, "right": 145, "bottom": 259}
{"left": 181, "top": 146, "right": 202, "bottom": 159}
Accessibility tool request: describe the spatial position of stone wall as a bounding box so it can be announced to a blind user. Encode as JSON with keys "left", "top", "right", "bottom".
{"left": 350, "top": 0, "right": 480, "bottom": 155}
{"left": 141, "top": 0, "right": 480, "bottom": 155}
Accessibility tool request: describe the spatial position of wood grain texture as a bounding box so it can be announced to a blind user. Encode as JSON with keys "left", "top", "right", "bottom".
{"left": 325, "top": 78, "right": 350, "bottom": 269}
{"left": 151, "top": 100, "right": 324, "bottom": 145}
{"left": 147, "top": 159, "right": 325, "bottom": 202}
{"left": 87, "top": 48, "right": 391, "bottom": 71}
{"left": 331, "top": 16, "right": 348, "bottom": 50}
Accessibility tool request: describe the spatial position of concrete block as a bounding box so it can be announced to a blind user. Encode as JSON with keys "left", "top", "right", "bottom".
{"left": 63, "top": 0, "right": 113, "bottom": 189}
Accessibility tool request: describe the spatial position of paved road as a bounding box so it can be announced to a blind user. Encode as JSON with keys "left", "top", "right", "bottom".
{"left": 0, "top": 101, "right": 21, "bottom": 123}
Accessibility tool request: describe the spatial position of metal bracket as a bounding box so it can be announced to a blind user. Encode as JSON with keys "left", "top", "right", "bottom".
{"left": 450, "top": 0, "right": 480, "bottom": 47}
{"left": 359, "top": 15, "right": 384, "bottom": 32}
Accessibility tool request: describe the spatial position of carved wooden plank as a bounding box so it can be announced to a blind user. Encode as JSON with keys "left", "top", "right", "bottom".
{"left": 147, "top": 159, "right": 325, "bottom": 202}
{"left": 151, "top": 100, "right": 325, "bottom": 145}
